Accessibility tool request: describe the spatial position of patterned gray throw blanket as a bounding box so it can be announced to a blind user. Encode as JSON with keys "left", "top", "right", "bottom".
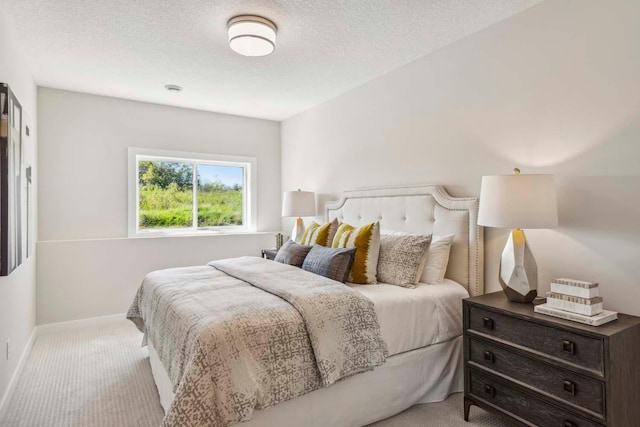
{"left": 127, "top": 256, "right": 388, "bottom": 427}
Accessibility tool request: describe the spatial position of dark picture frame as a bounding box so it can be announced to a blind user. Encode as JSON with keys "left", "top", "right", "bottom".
{"left": 0, "top": 82, "right": 30, "bottom": 276}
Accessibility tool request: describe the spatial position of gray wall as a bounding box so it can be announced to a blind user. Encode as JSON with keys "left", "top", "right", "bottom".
{"left": 282, "top": 0, "right": 640, "bottom": 315}
{"left": 0, "top": 9, "right": 38, "bottom": 412}
{"left": 37, "top": 88, "right": 281, "bottom": 324}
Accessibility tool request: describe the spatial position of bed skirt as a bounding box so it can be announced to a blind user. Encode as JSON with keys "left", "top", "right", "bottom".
{"left": 149, "top": 335, "right": 463, "bottom": 427}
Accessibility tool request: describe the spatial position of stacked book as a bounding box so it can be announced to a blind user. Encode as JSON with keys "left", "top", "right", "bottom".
{"left": 534, "top": 278, "right": 618, "bottom": 326}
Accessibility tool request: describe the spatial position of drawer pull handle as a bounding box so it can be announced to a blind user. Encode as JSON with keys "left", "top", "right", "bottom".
{"left": 564, "top": 421, "right": 577, "bottom": 427}
{"left": 484, "top": 384, "right": 496, "bottom": 397}
{"left": 563, "top": 380, "right": 576, "bottom": 396}
{"left": 562, "top": 340, "right": 576, "bottom": 355}
{"left": 483, "top": 350, "right": 495, "bottom": 363}
{"left": 483, "top": 317, "right": 494, "bottom": 330}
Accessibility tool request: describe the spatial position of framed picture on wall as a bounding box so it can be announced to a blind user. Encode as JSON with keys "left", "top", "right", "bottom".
{"left": 1, "top": 82, "right": 33, "bottom": 276}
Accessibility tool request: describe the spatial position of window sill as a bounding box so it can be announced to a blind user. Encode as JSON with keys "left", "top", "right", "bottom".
{"left": 129, "top": 229, "right": 263, "bottom": 239}
{"left": 39, "top": 231, "right": 276, "bottom": 244}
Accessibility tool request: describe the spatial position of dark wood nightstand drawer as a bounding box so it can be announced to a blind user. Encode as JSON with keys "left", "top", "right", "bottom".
{"left": 464, "top": 292, "right": 640, "bottom": 426}
{"left": 468, "top": 337, "right": 605, "bottom": 417}
{"left": 468, "top": 305, "right": 604, "bottom": 375}
{"left": 468, "top": 368, "right": 604, "bottom": 427}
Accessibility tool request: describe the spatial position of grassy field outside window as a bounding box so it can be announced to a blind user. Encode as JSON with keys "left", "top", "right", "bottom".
{"left": 138, "top": 160, "right": 244, "bottom": 230}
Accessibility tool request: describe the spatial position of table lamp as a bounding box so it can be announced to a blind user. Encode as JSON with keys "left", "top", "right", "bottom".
{"left": 478, "top": 169, "right": 558, "bottom": 303}
{"left": 282, "top": 189, "right": 316, "bottom": 243}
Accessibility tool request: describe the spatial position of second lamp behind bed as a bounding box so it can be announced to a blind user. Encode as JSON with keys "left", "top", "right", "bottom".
{"left": 282, "top": 189, "right": 316, "bottom": 242}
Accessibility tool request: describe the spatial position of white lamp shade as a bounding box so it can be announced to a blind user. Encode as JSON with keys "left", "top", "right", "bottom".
{"left": 478, "top": 174, "right": 558, "bottom": 229}
{"left": 282, "top": 190, "right": 316, "bottom": 217}
{"left": 228, "top": 16, "right": 276, "bottom": 57}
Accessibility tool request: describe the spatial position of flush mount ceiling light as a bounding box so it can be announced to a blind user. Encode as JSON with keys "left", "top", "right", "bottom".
{"left": 227, "top": 15, "right": 277, "bottom": 57}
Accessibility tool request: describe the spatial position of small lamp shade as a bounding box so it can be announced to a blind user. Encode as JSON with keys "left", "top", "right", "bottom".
{"left": 282, "top": 190, "right": 316, "bottom": 217}
{"left": 478, "top": 174, "right": 558, "bottom": 229}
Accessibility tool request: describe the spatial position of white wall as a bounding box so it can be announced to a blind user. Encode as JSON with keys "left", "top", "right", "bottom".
{"left": 0, "top": 9, "right": 38, "bottom": 412}
{"left": 37, "top": 89, "right": 281, "bottom": 324}
{"left": 38, "top": 88, "right": 281, "bottom": 240}
{"left": 37, "top": 233, "right": 274, "bottom": 324}
{"left": 282, "top": 0, "right": 640, "bottom": 315}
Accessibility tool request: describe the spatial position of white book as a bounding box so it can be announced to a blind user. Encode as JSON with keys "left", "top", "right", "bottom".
{"left": 534, "top": 304, "right": 617, "bottom": 326}
{"left": 550, "top": 282, "right": 599, "bottom": 299}
{"left": 546, "top": 297, "right": 603, "bottom": 316}
{"left": 553, "top": 278, "right": 599, "bottom": 288}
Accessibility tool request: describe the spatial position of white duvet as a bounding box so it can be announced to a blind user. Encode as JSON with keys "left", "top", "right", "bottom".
{"left": 350, "top": 279, "right": 469, "bottom": 356}
{"left": 150, "top": 277, "right": 469, "bottom": 426}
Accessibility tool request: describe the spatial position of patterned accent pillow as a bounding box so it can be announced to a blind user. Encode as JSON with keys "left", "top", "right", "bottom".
{"left": 273, "top": 240, "right": 313, "bottom": 267}
{"left": 300, "top": 218, "right": 339, "bottom": 246}
{"left": 377, "top": 234, "right": 432, "bottom": 288}
{"left": 332, "top": 222, "right": 381, "bottom": 284}
{"left": 420, "top": 234, "right": 455, "bottom": 284}
{"left": 302, "top": 245, "right": 356, "bottom": 283}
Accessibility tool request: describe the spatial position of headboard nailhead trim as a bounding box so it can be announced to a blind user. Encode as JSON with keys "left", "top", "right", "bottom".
{"left": 325, "top": 185, "right": 484, "bottom": 296}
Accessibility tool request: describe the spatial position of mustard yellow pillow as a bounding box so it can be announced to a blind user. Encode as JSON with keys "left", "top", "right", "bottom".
{"left": 332, "top": 222, "right": 381, "bottom": 284}
{"left": 300, "top": 218, "right": 339, "bottom": 246}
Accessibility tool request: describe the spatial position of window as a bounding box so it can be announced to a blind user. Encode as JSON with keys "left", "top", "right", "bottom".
{"left": 128, "top": 148, "right": 256, "bottom": 236}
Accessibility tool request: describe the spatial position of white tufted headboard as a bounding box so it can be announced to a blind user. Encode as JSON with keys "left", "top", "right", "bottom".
{"left": 325, "top": 185, "right": 484, "bottom": 297}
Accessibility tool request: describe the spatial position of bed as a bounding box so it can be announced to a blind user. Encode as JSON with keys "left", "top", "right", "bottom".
{"left": 135, "top": 185, "right": 484, "bottom": 427}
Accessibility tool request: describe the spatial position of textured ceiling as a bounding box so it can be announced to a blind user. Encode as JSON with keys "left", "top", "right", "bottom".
{"left": 1, "top": 0, "right": 543, "bottom": 120}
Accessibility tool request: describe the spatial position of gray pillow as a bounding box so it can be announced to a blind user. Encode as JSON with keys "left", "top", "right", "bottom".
{"left": 377, "top": 234, "right": 432, "bottom": 288}
{"left": 302, "top": 245, "right": 356, "bottom": 283}
{"left": 273, "top": 240, "right": 312, "bottom": 267}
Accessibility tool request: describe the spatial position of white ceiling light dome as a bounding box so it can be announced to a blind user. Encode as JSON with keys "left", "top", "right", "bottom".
{"left": 227, "top": 15, "right": 277, "bottom": 57}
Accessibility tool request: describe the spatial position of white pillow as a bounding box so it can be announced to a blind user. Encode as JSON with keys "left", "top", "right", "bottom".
{"left": 420, "top": 234, "right": 455, "bottom": 284}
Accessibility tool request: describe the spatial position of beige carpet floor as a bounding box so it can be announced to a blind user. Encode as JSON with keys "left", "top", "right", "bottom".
{"left": 0, "top": 319, "right": 512, "bottom": 427}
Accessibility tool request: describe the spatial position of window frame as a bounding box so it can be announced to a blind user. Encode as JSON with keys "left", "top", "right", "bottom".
{"left": 128, "top": 147, "right": 257, "bottom": 237}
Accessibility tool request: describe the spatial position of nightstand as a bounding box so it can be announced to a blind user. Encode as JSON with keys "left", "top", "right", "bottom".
{"left": 261, "top": 249, "right": 278, "bottom": 260}
{"left": 463, "top": 291, "right": 640, "bottom": 427}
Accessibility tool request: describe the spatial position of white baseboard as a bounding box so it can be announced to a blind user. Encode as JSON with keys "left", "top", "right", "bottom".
{"left": 0, "top": 328, "right": 37, "bottom": 420}
{"left": 36, "top": 313, "right": 127, "bottom": 336}
{"left": 0, "top": 312, "right": 127, "bottom": 419}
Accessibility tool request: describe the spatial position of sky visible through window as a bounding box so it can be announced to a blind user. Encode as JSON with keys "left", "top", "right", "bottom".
{"left": 198, "top": 165, "right": 243, "bottom": 188}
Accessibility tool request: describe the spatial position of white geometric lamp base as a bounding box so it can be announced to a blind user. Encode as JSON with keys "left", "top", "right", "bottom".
{"left": 291, "top": 217, "right": 306, "bottom": 243}
{"left": 499, "top": 229, "right": 538, "bottom": 303}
